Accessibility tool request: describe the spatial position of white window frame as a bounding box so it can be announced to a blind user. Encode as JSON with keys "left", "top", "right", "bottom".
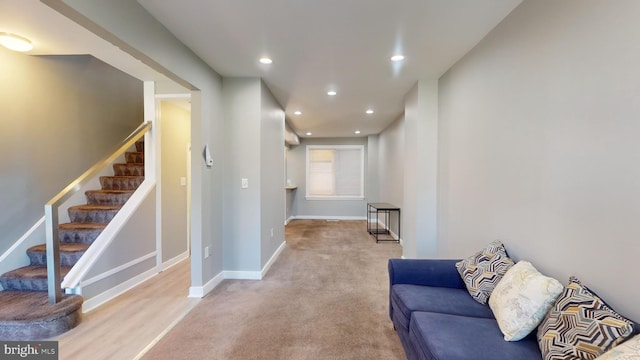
{"left": 305, "top": 145, "right": 365, "bottom": 200}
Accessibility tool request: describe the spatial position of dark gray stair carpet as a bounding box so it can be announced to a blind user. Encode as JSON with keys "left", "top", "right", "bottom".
{"left": 125, "top": 151, "right": 144, "bottom": 164}
{"left": 85, "top": 189, "right": 134, "bottom": 205}
{"left": 0, "top": 291, "right": 82, "bottom": 340}
{"left": 58, "top": 223, "right": 106, "bottom": 244}
{"left": 100, "top": 175, "right": 144, "bottom": 190}
{"left": 68, "top": 205, "right": 121, "bottom": 223}
{"left": 0, "top": 266, "right": 72, "bottom": 292}
{"left": 113, "top": 163, "right": 144, "bottom": 176}
{"left": 27, "top": 243, "right": 90, "bottom": 267}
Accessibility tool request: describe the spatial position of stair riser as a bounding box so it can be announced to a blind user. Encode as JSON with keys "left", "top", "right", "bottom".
{"left": 27, "top": 251, "right": 85, "bottom": 267}
{"left": 69, "top": 209, "right": 119, "bottom": 223}
{"left": 135, "top": 141, "right": 144, "bottom": 152}
{"left": 99, "top": 176, "right": 144, "bottom": 190}
{"left": 0, "top": 278, "right": 48, "bottom": 292}
{"left": 86, "top": 192, "right": 133, "bottom": 205}
{"left": 125, "top": 152, "right": 144, "bottom": 164}
{"left": 59, "top": 228, "right": 103, "bottom": 244}
{"left": 113, "top": 164, "right": 144, "bottom": 176}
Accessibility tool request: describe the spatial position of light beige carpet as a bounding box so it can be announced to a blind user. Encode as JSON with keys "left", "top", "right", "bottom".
{"left": 142, "top": 219, "right": 405, "bottom": 360}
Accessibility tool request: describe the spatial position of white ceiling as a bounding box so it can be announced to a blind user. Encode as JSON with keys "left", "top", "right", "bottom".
{"left": 1, "top": 0, "right": 522, "bottom": 137}
{"left": 138, "top": 0, "right": 522, "bottom": 137}
{"left": 0, "top": 0, "right": 186, "bottom": 94}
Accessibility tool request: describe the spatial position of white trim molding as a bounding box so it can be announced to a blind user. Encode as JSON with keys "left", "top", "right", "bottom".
{"left": 292, "top": 215, "right": 367, "bottom": 221}
{"left": 261, "top": 241, "right": 286, "bottom": 279}
{"left": 189, "top": 271, "right": 224, "bottom": 298}
{"left": 82, "top": 266, "right": 158, "bottom": 313}
{"left": 162, "top": 251, "right": 189, "bottom": 271}
{"left": 81, "top": 252, "right": 156, "bottom": 287}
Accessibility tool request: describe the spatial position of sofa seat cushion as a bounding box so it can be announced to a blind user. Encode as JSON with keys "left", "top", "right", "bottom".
{"left": 391, "top": 284, "right": 495, "bottom": 331}
{"left": 409, "top": 312, "right": 542, "bottom": 360}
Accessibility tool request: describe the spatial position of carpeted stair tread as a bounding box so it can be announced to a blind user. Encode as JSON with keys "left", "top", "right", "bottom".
{"left": 68, "top": 205, "right": 121, "bottom": 223}
{"left": 100, "top": 175, "right": 144, "bottom": 190}
{"left": 0, "top": 291, "right": 82, "bottom": 340}
{"left": 58, "top": 222, "right": 106, "bottom": 244}
{"left": 59, "top": 222, "right": 107, "bottom": 230}
{"left": 0, "top": 266, "right": 72, "bottom": 292}
{"left": 85, "top": 189, "right": 134, "bottom": 205}
{"left": 135, "top": 141, "right": 144, "bottom": 152}
{"left": 113, "top": 163, "right": 144, "bottom": 176}
{"left": 27, "top": 243, "right": 90, "bottom": 267}
{"left": 125, "top": 151, "right": 144, "bottom": 164}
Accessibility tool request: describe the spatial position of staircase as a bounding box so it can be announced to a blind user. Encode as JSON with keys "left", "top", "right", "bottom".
{"left": 0, "top": 141, "right": 144, "bottom": 340}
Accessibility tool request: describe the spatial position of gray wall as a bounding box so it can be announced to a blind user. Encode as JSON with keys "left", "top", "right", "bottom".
{"left": 223, "top": 78, "right": 262, "bottom": 271}
{"left": 259, "top": 82, "right": 285, "bottom": 268}
{"left": 287, "top": 137, "right": 369, "bottom": 219}
{"left": 437, "top": 0, "right": 640, "bottom": 321}
{"left": 49, "top": 0, "right": 226, "bottom": 289}
{"left": 223, "top": 78, "right": 285, "bottom": 272}
{"left": 160, "top": 101, "right": 190, "bottom": 263}
{"left": 0, "top": 47, "right": 142, "bottom": 256}
{"left": 377, "top": 115, "right": 405, "bottom": 237}
{"left": 402, "top": 81, "right": 439, "bottom": 258}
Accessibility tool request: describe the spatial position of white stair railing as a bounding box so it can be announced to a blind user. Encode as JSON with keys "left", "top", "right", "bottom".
{"left": 44, "top": 121, "right": 152, "bottom": 304}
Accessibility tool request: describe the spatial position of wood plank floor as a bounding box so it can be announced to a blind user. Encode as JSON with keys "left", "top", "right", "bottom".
{"left": 52, "top": 259, "right": 197, "bottom": 360}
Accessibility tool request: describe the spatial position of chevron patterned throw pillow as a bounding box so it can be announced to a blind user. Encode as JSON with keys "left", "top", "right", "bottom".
{"left": 455, "top": 240, "right": 515, "bottom": 304}
{"left": 537, "top": 277, "right": 637, "bottom": 360}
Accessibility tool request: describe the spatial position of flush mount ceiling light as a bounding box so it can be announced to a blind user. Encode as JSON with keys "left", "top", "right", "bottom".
{"left": 366, "top": 109, "right": 374, "bottom": 114}
{"left": 259, "top": 57, "right": 273, "bottom": 64}
{"left": 306, "top": 132, "right": 312, "bottom": 136}
{"left": 390, "top": 54, "right": 405, "bottom": 62}
{"left": 294, "top": 111, "right": 302, "bottom": 115}
{"left": 355, "top": 130, "right": 361, "bottom": 134}
{"left": 327, "top": 90, "right": 337, "bottom": 96}
{"left": 0, "top": 32, "right": 33, "bottom": 52}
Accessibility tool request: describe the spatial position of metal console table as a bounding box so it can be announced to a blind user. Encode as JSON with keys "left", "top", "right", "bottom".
{"left": 367, "top": 203, "right": 401, "bottom": 243}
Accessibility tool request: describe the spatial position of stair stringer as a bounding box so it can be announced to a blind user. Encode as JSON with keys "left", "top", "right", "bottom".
{"left": 62, "top": 179, "right": 158, "bottom": 311}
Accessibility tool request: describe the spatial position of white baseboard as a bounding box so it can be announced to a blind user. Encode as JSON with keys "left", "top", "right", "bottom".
{"left": 162, "top": 251, "right": 189, "bottom": 271}
{"left": 223, "top": 270, "right": 262, "bottom": 280}
{"left": 82, "top": 266, "right": 158, "bottom": 313}
{"left": 189, "top": 271, "right": 224, "bottom": 298}
{"left": 261, "top": 241, "right": 286, "bottom": 278}
{"left": 292, "top": 215, "right": 367, "bottom": 221}
{"left": 285, "top": 216, "right": 295, "bottom": 225}
{"left": 188, "top": 241, "right": 287, "bottom": 297}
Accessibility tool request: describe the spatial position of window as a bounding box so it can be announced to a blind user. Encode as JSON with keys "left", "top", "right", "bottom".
{"left": 306, "top": 145, "right": 364, "bottom": 200}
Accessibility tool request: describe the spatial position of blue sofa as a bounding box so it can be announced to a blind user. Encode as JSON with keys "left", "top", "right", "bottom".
{"left": 388, "top": 259, "right": 542, "bottom": 360}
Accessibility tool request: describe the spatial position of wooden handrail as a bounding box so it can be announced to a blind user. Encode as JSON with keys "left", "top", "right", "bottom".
{"left": 44, "top": 121, "right": 151, "bottom": 304}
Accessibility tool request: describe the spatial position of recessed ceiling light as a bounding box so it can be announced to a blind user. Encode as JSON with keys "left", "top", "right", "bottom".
{"left": 0, "top": 32, "right": 33, "bottom": 52}
{"left": 259, "top": 57, "right": 273, "bottom": 64}
{"left": 306, "top": 132, "right": 312, "bottom": 136}
{"left": 366, "top": 109, "right": 374, "bottom": 114}
{"left": 294, "top": 111, "right": 302, "bottom": 115}
{"left": 327, "top": 90, "right": 337, "bottom": 96}
{"left": 390, "top": 54, "right": 405, "bottom": 62}
{"left": 355, "top": 130, "right": 361, "bottom": 134}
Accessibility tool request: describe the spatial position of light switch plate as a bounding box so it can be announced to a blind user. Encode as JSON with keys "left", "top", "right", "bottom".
{"left": 241, "top": 178, "right": 248, "bottom": 188}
